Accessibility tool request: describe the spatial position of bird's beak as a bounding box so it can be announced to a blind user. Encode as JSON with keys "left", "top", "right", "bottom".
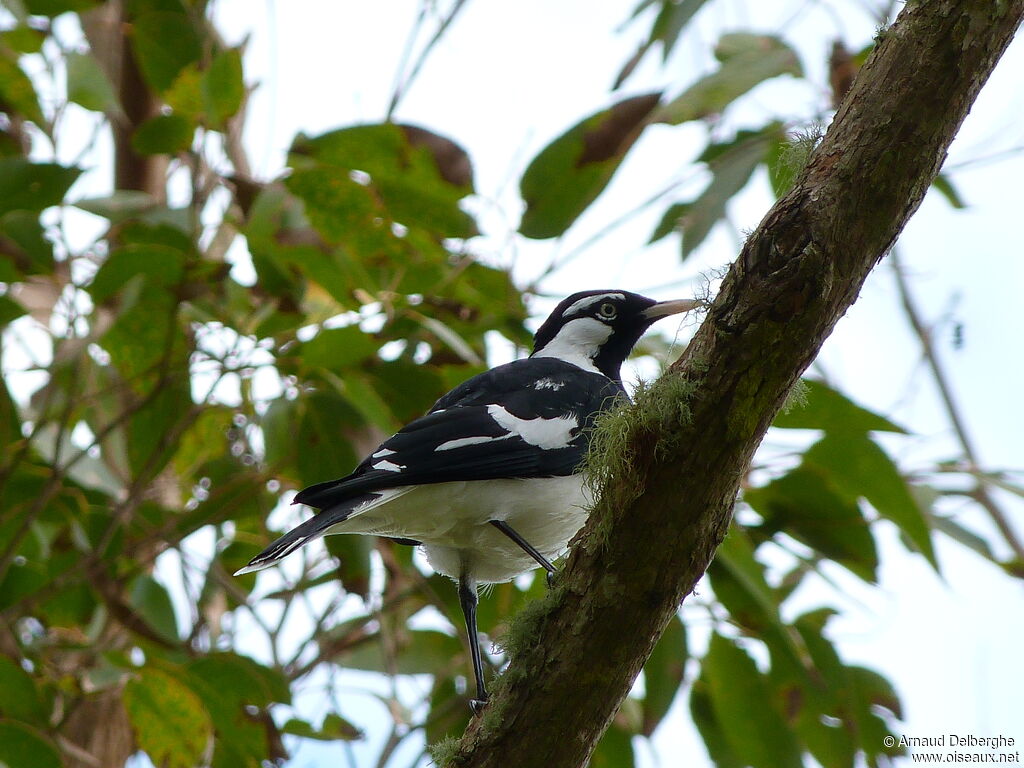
{"left": 641, "top": 298, "right": 701, "bottom": 320}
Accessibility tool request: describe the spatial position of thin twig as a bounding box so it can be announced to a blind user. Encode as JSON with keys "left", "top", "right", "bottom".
{"left": 386, "top": 0, "right": 471, "bottom": 120}
{"left": 890, "top": 249, "right": 1024, "bottom": 564}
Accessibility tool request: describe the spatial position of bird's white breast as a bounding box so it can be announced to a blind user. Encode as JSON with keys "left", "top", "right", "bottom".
{"left": 326, "top": 475, "right": 591, "bottom": 583}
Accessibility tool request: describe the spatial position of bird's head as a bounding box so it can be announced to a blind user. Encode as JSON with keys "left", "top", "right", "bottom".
{"left": 531, "top": 290, "right": 700, "bottom": 380}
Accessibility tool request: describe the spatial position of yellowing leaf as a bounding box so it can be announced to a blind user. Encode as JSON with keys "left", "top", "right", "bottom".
{"left": 519, "top": 92, "right": 662, "bottom": 239}
{"left": 124, "top": 668, "right": 213, "bottom": 768}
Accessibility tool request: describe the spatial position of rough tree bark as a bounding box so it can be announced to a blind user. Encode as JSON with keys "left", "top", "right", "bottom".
{"left": 448, "top": 2, "right": 1024, "bottom": 766}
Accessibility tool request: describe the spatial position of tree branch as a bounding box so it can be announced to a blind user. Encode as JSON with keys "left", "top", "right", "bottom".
{"left": 447, "top": 2, "right": 1024, "bottom": 766}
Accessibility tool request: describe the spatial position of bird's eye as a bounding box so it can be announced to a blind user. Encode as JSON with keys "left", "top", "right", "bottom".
{"left": 597, "top": 302, "right": 617, "bottom": 320}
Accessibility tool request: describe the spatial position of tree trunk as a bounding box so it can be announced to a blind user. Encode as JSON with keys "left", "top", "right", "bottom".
{"left": 448, "top": 2, "right": 1024, "bottom": 766}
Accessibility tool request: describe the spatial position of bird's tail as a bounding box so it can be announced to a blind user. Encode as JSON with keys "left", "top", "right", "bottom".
{"left": 234, "top": 492, "right": 380, "bottom": 575}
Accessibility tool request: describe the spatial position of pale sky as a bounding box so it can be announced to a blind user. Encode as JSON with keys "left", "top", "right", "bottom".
{"left": 207, "top": 2, "right": 1024, "bottom": 766}
{"left": 28, "top": 0, "right": 1019, "bottom": 765}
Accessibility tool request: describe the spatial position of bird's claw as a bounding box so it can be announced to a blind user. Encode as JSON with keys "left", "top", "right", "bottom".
{"left": 469, "top": 696, "right": 489, "bottom": 715}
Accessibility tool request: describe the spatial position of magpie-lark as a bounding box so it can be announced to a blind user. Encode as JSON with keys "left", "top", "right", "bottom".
{"left": 236, "top": 290, "right": 698, "bottom": 711}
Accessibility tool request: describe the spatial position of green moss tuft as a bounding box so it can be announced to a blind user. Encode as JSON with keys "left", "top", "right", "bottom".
{"left": 494, "top": 579, "right": 566, "bottom": 662}
{"left": 781, "top": 378, "right": 809, "bottom": 414}
{"left": 778, "top": 125, "right": 824, "bottom": 180}
{"left": 581, "top": 372, "right": 696, "bottom": 541}
{"left": 427, "top": 736, "right": 461, "bottom": 767}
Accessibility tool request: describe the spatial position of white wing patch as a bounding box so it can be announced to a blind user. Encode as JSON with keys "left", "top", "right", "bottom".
{"left": 435, "top": 435, "right": 500, "bottom": 452}
{"left": 372, "top": 460, "right": 405, "bottom": 473}
{"left": 486, "top": 405, "right": 578, "bottom": 449}
{"left": 533, "top": 377, "right": 564, "bottom": 391}
{"left": 372, "top": 448, "right": 397, "bottom": 458}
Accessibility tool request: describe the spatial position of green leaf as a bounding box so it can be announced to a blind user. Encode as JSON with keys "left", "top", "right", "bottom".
{"left": 589, "top": 721, "right": 636, "bottom": 768}
{"left": 294, "top": 390, "right": 362, "bottom": 487}
{"left": 932, "top": 513, "right": 1000, "bottom": 563}
{"left": 772, "top": 379, "right": 906, "bottom": 433}
{"left": 280, "top": 713, "right": 362, "bottom": 741}
{"left": 804, "top": 434, "right": 937, "bottom": 569}
{"left": 128, "top": 574, "right": 180, "bottom": 644}
{"left": 425, "top": 675, "right": 472, "bottom": 744}
{"left": 0, "top": 376, "right": 22, "bottom": 447}
{"left": 125, "top": 374, "right": 191, "bottom": 479}
{"left": 655, "top": 34, "right": 801, "bottom": 124}
{"left": 0, "top": 210, "right": 55, "bottom": 275}
{"left": 182, "top": 654, "right": 288, "bottom": 768}
{"left": 0, "top": 294, "right": 27, "bottom": 328}
{"left": 641, "top": 613, "right": 687, "bottom": 735}
{"left": 652, "top": 0, "right": 709, "bottom": 61}
{"left": 261, "top": 396, "right": 299, "bottom": 479}
{"left": 130, "top": 11, "right": 202, "bottom": 93}
{"left": 323, "top": 533, "right": 373, "bottom": 600}
{"left": 0, "top": 656, "right": 48, "bottom": 724}
{"left": 613, "top": 0, "right": 709, "bottom": 88}
{"left": 66, "top": 51, "right": 122, "bottom": 116}
{"left": 0, "top": 721, "right": 63, "bottom": 768}
{"left": 74, "top": 190, "right": 159, "bottom": 221}
{"left": 849, "top": 665, "right": 904, "bottom": 762}
{"left": 0, "top": 159, "right": 80, "bottom": 215}
{"left": 2, "top": 26, "right": 45, "bottom": 54}
{"left": 301, "top": 325, "right": 379, "bottom": 372}
{"left": 519, "top": 92, "right": 662, "bottom": 239}
{"left": 674, "top": 126, "right": 780, "bottom": 259}
{"left": 124, "top": 667, "right": 213, "bottom": 768}
{"left": 22, "top": 0, "right": 98, "bottom": 14}
{"left": 336, "top": 629, "right": 463, "bottom": 675}
{"left": 746, "top": 464, "right": 879, "bottom": 582}
{"left": 290, "top": 123, "right": 476, "bottom": 239}
{"left": 709, "top": 528, "right": 811, "bottom": 675}
{"left": 131, "top": 113, "right": 195, "bottom": 155}
{"left": 338, "top": 373, "right": 400, "bottom": 433}
{"left": 931, "top": 172, "right": 966, "bottom": 209}
{"left": 690, "top": 680, "right": 744, "bottom": 768}
{"left": 202, "top": 48, "right": 244, "bottom": 129}
{"left": 0, "top": 45, "right": 44, "bottom": 125}
{"left": 647, "top": 202, "right": 689, "bottom": 244}
{"left": 786, "top": 612, "right": 858, "bottom": 768}
{"left": 701, "top": 633, "right": 803, "bottom": 768}
{"left": 89, "top": 243, "right": 186, "bottom": 303}
{"left": 366, "top": 360, "right": 446, "bottom": 424}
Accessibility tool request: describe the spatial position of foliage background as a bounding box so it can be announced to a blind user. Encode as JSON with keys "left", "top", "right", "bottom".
{"left": 0, "top": 1, "right": 1021, "bottom": 767}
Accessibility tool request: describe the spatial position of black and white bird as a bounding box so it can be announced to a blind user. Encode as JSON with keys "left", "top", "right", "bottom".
{"left": 236, "top": 290, "right": 698, "bottom": 710}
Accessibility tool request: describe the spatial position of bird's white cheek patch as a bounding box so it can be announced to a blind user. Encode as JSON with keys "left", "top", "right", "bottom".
{"left": 532, "top": 317, "right": 612, "bottom": 373}
{"left": 486, "top": 405, "right": 578, "bottom": 449}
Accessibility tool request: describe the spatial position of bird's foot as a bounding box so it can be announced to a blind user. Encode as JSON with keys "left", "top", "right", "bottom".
{"left": 469, "top": 696, "right": 489, "bottom": 715}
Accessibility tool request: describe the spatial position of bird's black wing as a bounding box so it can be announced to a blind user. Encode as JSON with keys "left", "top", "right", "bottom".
{"left": 294, "top": 358, "right": 623, "bottom": 511}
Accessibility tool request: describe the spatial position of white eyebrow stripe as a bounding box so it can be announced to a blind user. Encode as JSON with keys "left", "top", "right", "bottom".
{"left": 561, "top": 292, "right": 625, "bottom": 318}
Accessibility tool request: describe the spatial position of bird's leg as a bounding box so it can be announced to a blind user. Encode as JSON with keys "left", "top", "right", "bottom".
{"left": 458, "top": 574, "right": 488, "bottom": 713}
{"left": 489, "top": 520, "right": 557, "bottom": 586}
